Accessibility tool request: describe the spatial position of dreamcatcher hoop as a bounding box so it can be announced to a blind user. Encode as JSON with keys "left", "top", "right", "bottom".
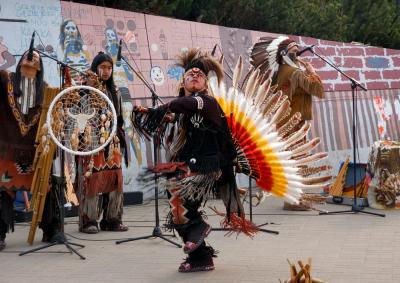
{"left": 46, "top": 85, "right": 117, "bottom": 156}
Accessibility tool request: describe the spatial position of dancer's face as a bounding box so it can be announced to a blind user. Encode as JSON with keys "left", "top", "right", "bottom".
{"left": 20, "top": 51, "right": 41, "bottom": 79}
{"left": 97, "top": 61, "right": 113, "bottom": 81}
{"left": 287, "top": 44, "right": 300, "bottom": 62}
{"left": 287, "top": 44, "right": 299, "bottom": 54}
{"left": 183, "top": 68, "right": 207, "bottom": 95}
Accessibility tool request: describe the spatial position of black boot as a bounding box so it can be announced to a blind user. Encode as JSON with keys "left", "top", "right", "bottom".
{"left": 183, "top": 219, "right": 211, "bottom": 254}
{"left": 0, "top": 214, "right": 10, "bottom": 252}
{"left": 100, "top": 218, "right": 128, "bottom": 232}
{"left": 40, "top": 218, "right": 61, "bottom": 243}
{"left": 178, "top": 244, "right": 216, "bottom": 272}
{"left": 81, "top": 220, "right": 99, "bottom": 234}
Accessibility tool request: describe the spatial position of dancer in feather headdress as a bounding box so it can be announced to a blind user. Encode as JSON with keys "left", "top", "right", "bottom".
{"left": 132, "top": 47, "right": 330, "bottom": 272}
{"left": 133, "top": 49, "right": 249, "bottom": 272}
{"left": 250, "top": 36, "right": 324, "bottom": 129}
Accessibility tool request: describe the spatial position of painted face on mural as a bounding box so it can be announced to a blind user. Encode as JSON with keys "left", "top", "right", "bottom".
{"left": 104, "top": 29, "right": 119, "bottom": 56}
{"left": 150, "top": 66, "right": 165, "bottom": 86}
{"left": 106, "top": 29, "right": 117, "bottom": 43}
{"left": 64, "top": 21, "right": 78, "bottom": 39}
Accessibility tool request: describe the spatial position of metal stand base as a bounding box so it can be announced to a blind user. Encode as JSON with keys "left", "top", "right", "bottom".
{"left": 116, "top": 226, "right": 182, "bottom": 247}
{"left": 19, "top": 232, "right": 86, "bottom": 260}
{"left": 212, "top": 227, "right": 279, "bottom": 235}
{"left": 307, "top": 51, "right": 385, "bottom": 219}
{"left": 319, "top": 204, "right": 385, "bottom": 217}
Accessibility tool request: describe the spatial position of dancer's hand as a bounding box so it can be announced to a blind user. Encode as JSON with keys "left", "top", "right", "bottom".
{"left": 85, "top": 70, "right": 98, "bottom": 87}
{"left": 133, "top": 105, "right": 149, "bottom": 113}
{"left": 164, "top": 113, "right": 175, "bottom": 122}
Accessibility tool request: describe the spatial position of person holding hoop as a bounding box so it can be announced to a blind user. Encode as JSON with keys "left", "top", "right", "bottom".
{"left": 77, "top": 52, "right": 129, "bottom": 234}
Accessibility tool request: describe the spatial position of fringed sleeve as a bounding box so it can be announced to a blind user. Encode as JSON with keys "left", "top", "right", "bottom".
{"left": 290, "top": 70, "right": 324, "bottom": 99}
{"left": 131, "top": 104, "right": 170, "bottom": 141}
{"left": 117, "top": 115, "right": 129, "bottom": 167}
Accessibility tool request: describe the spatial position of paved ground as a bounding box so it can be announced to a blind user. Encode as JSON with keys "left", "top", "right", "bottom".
{"left": 1, "top": 196, "right": 399, "bottom": 283}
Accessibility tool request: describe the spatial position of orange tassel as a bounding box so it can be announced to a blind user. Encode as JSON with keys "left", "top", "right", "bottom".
{"left": 210, "top": 206, "right": 258, "bottom": 238}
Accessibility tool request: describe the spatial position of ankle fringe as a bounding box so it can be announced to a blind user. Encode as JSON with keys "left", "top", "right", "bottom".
{"left": 209, "top": 206, "right": 258, "bottom": 238}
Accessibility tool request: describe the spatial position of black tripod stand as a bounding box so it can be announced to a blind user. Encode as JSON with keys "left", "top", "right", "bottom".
{"left": 212, "top": 176, "right": 279, "bottom": 235}
{"left": 20, "top": 149, "right": 86, "bottom": 259}
{"left": 303, "top": 48, "right": 385, "bottom": 217}
{"left": 115, "top": 54, "right": 181, "bottom": 247}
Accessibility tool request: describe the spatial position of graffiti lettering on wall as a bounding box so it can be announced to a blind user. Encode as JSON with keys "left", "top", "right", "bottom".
{"left": 15, "top": 2, "right": 60, "bottom": 18}
{"left": 0, "top": 0, "right": 61, "bottom": 85}
{"left": 16, "top": 2, "right": 61, "bottom": 41}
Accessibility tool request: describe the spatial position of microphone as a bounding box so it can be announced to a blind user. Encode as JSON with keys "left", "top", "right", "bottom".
{"left": 211, "top": 44, "right": 217, "bottom": 56}
{"left": 116, "top": 39, "right": 122, "bottom": 67}
{"left": 296, "top": 44, "right": 315, "bottom": 56}
{"left": 27, "top": 31, "right": 35, "bottom": 61}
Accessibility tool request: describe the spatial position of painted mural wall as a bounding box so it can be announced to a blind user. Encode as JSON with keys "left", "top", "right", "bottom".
{"left": 1, "top": 0, "right": 400, "bottom": 193}
{"left": 0, "top": 0, "right": 61, "bottom": 85}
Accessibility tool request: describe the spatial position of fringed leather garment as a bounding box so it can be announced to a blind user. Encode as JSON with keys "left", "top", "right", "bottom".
{"left": 275, "top": 64, "right": 324, "bottom": 123}
{"left": 133, "top": 91, "right": 250, "bottom": 238}
{"left": 77, "top": 87, "right": 127, "bottom": 229}
{"left": 0, "top": 71, "right": 41, "bottom": 234}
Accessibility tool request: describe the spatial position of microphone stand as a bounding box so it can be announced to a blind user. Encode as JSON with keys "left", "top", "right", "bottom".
{"left": 115, "top": 56, "right": 181, "bottom": 248}
{"left": 19, "top": 53, "right": 86, "bottom": 259}
{"left": 306, "top": 48, "right": 384, "bottom": 217}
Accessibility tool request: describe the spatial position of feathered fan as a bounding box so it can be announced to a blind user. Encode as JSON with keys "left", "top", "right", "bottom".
{"left": 208, "top": 57, "right": 331, "bottom": 204}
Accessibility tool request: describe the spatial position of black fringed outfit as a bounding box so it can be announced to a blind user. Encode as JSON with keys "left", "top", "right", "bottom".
{"left": 134, "top": 90, "right": 254, "bottom": 272}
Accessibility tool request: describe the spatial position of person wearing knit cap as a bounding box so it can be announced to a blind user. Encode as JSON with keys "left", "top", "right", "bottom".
{"left": 77, "top": 52, "right": 129, "bottom": 234}
{"left": 132, "top": 48, "right": 249, "bottom": 272}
